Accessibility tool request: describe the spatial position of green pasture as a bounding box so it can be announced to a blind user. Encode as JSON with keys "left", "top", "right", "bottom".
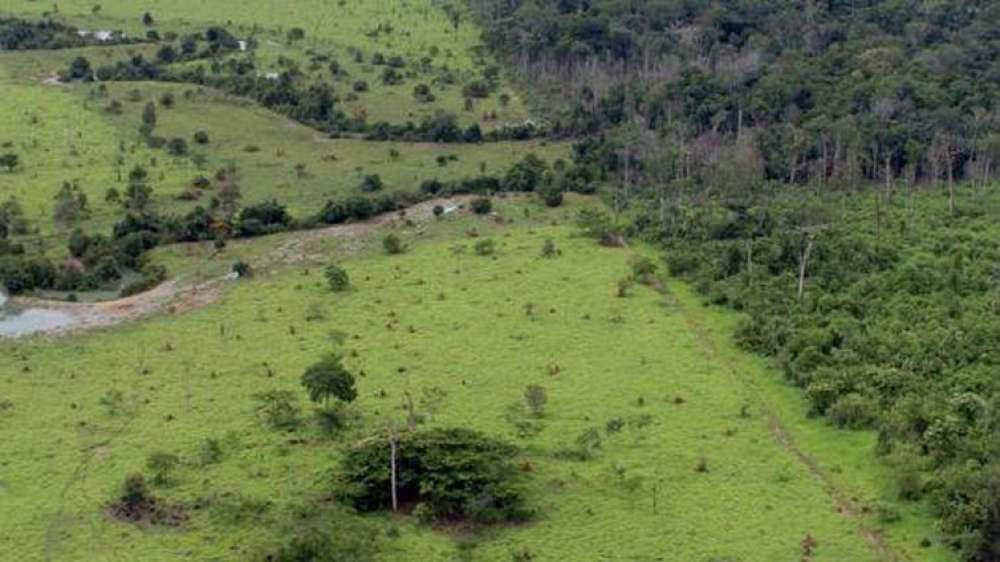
{"left": 0, "top": 78, "right": 564, "bottom": 253}
{"left": 0, "top": 197, "right": 951, "bottom": 562}
{"left": 0, "top": 0, "right": 532, "bottom": 125}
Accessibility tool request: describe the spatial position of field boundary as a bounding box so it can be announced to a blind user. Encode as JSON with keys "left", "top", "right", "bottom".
{"left": 670, "top": 283, "right": 910, "bottom": 562}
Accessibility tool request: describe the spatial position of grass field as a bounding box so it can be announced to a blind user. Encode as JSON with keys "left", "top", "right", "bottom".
{"left": 0, "top": 0, "right": 552, "bottom": 256}
{"left": 0, "top": 196, "right": 954, "bottom": 562}
{"left": 0, "top": 77, "right": 564, "bottom": 252}
{"left": 0, "top": 0, "right": 532, "bottom": 126}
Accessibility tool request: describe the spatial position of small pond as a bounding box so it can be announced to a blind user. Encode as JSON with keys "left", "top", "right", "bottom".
{"left": 0, "top": 292, "right": 79, "bottom": 338}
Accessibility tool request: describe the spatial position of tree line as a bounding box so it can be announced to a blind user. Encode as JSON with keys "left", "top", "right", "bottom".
{"left": 470, "top": 0, "right": 1000, "bottom": 193}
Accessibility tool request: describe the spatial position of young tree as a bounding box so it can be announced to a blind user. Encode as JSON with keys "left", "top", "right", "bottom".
{"left": 325, "top": 264, "right": 350, "bottom": 292}
{"left": 301, "top": 354, "right": 357, "bottom": 407}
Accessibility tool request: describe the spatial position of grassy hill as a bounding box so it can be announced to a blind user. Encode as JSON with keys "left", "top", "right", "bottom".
{"left": 0, "top": 196, "right": 952, "bottom": 561}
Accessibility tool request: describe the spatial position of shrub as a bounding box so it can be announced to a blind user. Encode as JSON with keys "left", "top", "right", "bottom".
{"left": 232, "top": 260, "right": 252, "bottom": 278}
{"left": 541, "top": 239, "right": 558, "bottom": 258}
{"left": 325, "top": 264, "right": 350, "bottom": 292}
{"left": 338, "top": 427, "right": 532, "bottom": 524}
{"left": 502, "top": 154, "right": 547, "bottom": 192}
{"left": 193, "top": 130, "right": 209, "bottom": 144}
{"left": 827, "top": 393, "right": 876, "bottom": 429}
{"left": 146, "top": 451, "right": 180, "bottom": 485}
{"left": 382, "top": 233, "right": 405, "bottom": 255}
{"left": 359, "top": 174, "right": 384, "bottom": 193}
{"left": 353, "top": 80, "right": 369, "bottom": 92}
{"left": 471, "top": 197, "right": 492, "bottom": 215}
{"left": 109, "top": 473, "right": 158, "bottom": 522}
{"left": 413, "top": 83, "right": 435, "bottom": 102}
{"left": 474, "top": 239, "right": 496, "bottom": 256}
{"left": 617, "top": 278, "right": 633, "bottom": 298}
{"left": 462, "top": 80, "right": 490, "bottom": 98}
{"left": 166, "top": 137, "right": 188, "bottom": 156}
{"left": 540, "top": 187, "right": 563, "bottom": 207}
{"left": 237, "top": 200, "right": 291, "bottom": 236}
{"left": 264, "top": 526, "right": 377, "bottom": 562}
{"left": 630, "top": 256, "right": 658, "bottom": 285}
{"left": 252, "top": 390, "right": 301, "bottom": 430}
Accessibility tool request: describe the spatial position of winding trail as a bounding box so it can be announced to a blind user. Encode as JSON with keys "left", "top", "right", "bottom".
{"left": 8, "top": 196, "right": 473, "bottom": 337}
{"left": 671, "top": 285, "right": 909, "bottom": 562}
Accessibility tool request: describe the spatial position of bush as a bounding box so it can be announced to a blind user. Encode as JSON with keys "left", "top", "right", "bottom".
{"left": 471, "top": 197, "right": 492, "bottom": 215}
{"left": 462, "top": 80, "right": 490, "bottom": 98}
{"left": 232, "top": 260, "right": 252, "bottom": 278}
{"left": 193, "top": 130, "right": 209, "bottom": 144}
{"left": 252, "top": 390, "right": 301, "bottom": 430}
{"left": 827, "top": 393, "right": 876, "bottom": 429}
{"left": 541, "top": 239, "right": 559, "bottom": 258}
{"left": 630, "top": 256, "right": 658, "bottom": 284}
{"left": 474, "top": 239, "right": 496, "bottom": 256}
{"left": 108, "top": 473, "right": 159, "bottom": 522}
{"left": 263, "top": 526, "right": 377, "bottom": 562}
{"left": 359, "top": 174, "right": 384, "bottom": 193}
{"left": 119, "top": 265, "right": 167, "bottom": 297}
{"left": 325, "top": 264, "right": 350, "bottom": 292}
{"left": 540, "top": 187, "right": 563, "bottom": 207}
{"left": 382, "top": 233, "right": 405, "bottom": 255}
{"left": 166, "top": 137, "right": 188, "bottom": 156}
{"left": 237, "top": 200, "right": 291, "bottom": 237}
{"left": 146, "top": 451, "right": 180, "bottom": 485}
{"left": 338, "top": 427, "right": 532, "bottom": 524}
{"left": 413, "top": 83, "right": 435, "bottom": 102}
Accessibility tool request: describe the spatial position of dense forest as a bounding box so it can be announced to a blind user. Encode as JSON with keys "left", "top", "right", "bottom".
{"left": 471, "top": 0, "right": 1000, "bottom": 194}
{"left": 472, "top": 1, "right": 1000, "bottom": 558}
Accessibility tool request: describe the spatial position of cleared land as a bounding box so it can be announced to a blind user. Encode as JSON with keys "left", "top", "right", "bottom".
{"left": 0, "top": 196, "right": 951, "bottom": 562}
{"left": 0, "top": 2, "right": 962, "bottom": 562}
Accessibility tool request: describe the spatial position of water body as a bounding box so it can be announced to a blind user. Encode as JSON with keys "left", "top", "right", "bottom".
{"left": 0, "top": 292, "right": 79, "bottom": 338}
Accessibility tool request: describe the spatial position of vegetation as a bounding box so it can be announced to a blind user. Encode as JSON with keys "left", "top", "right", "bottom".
{"left": 472, "top": 0, "right": 1000, "bottom": 196}
{"left": 2, "top": 0, "right": 996, "bottom": 561}
{"left": 339, "top": 427, "right": 531, "bottom": 524}
{"left": 634, "top": 189, "right": 1000, "bottom": 559}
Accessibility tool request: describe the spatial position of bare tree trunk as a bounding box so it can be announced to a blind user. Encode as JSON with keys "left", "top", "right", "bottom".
{"left": 797, "top": 237, "right": 814, "bottom": 301}
{"left": 737, "top": 102, "right": 743, "bottom": 140}
{"left": 947, "top": 145, "right": 955, "bottom": 215}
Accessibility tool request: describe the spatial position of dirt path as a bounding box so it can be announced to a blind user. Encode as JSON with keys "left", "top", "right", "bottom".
{"left": 9, "top": 196, "right": 473, "bottom": 337}
{"left": 671, "top": 286, "right": 909, "bottom": 562}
